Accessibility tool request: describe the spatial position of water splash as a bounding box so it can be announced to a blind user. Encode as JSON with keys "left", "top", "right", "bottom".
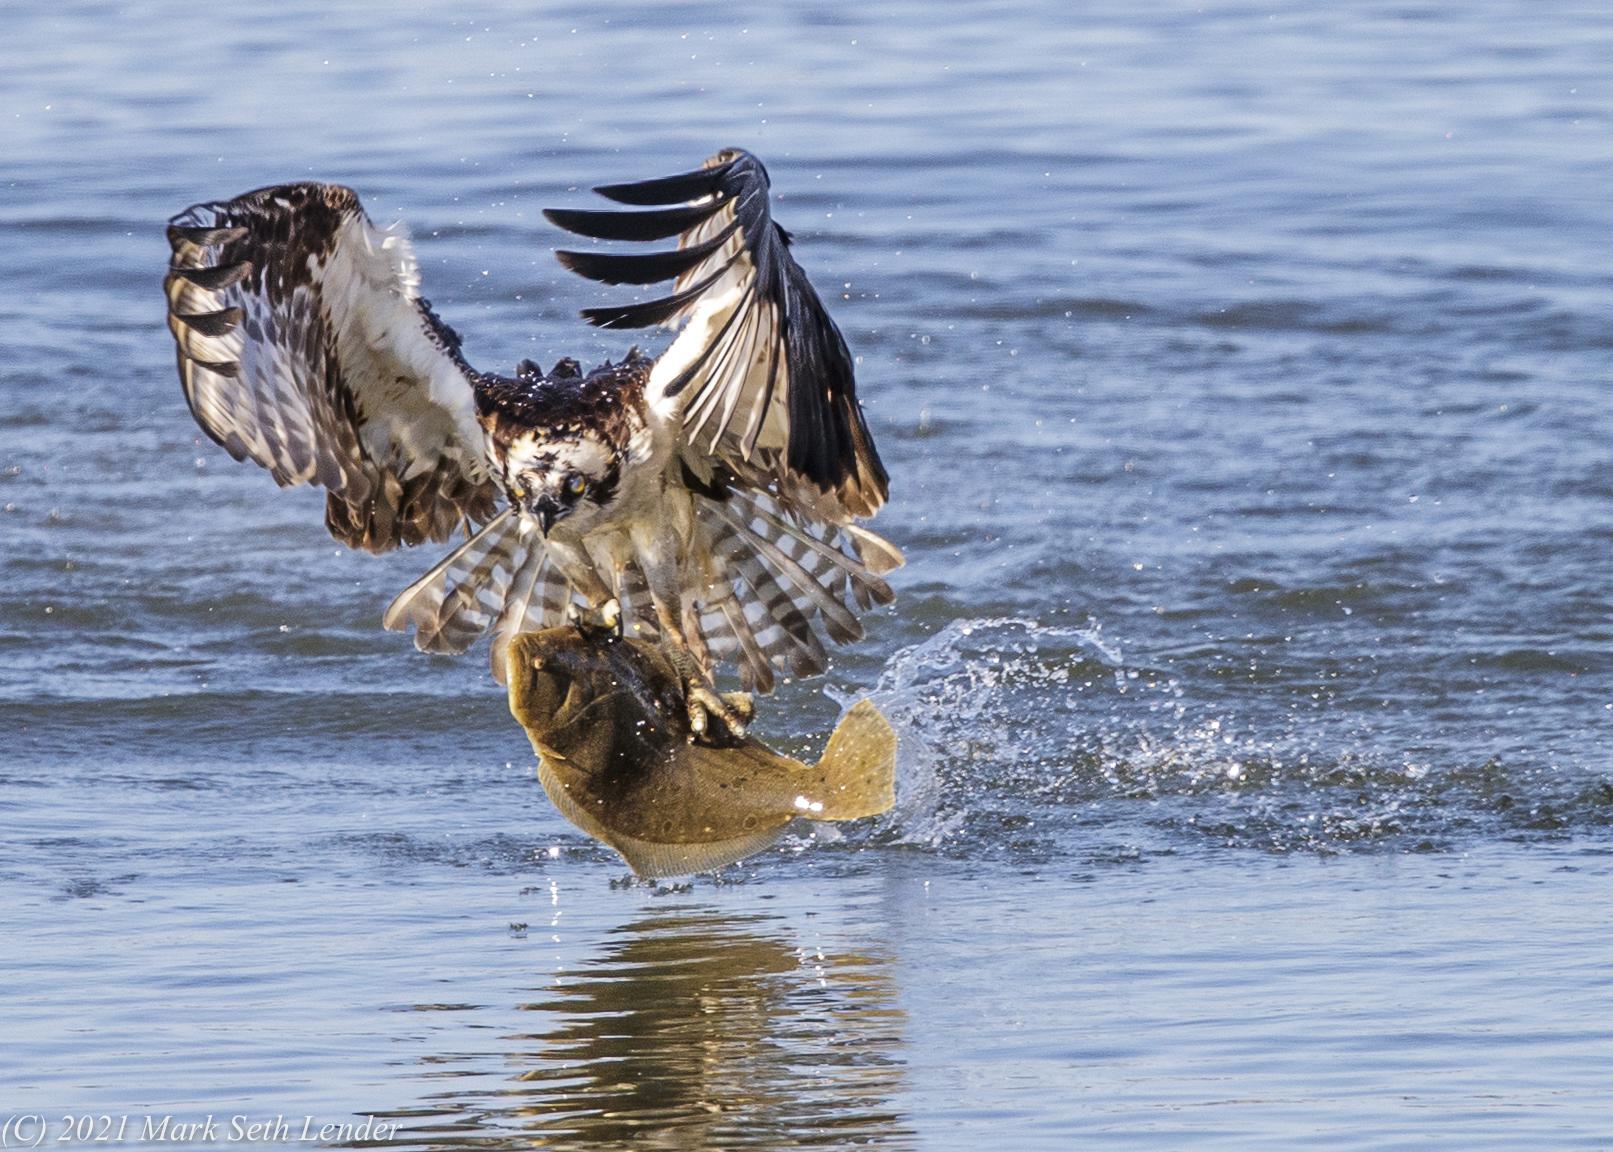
{"left": 832, "top": 617, "right": 1613, "bottom": 863}
{"left": 832, "top": 616, "right": 1142, "bottom": 853}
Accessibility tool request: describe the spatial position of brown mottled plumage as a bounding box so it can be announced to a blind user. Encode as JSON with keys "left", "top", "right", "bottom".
{"left": 166, "top": 184, "right": 497, "bottom": 553}
{"left": 477, "top": 354, "right": 649, "bottom": 441}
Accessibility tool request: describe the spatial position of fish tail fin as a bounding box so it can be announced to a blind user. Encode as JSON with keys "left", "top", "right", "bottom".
{"left": 811, "top": 699, "right": 897, "bottom": 821}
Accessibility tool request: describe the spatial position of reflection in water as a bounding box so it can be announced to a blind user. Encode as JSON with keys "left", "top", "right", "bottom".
{"left": 382, "top": 910, "right": 912, "bottom": 1150}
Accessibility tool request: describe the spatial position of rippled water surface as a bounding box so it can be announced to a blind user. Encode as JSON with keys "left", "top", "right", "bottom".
{"left": 4, "top": 2, "right": 1612, "bottom": 1148}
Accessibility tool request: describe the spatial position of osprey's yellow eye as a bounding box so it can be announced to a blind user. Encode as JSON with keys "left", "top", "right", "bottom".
{"left": 565, "top": 474, "right": 588, "bottom": 498}
{"left": 509, "top": 483, "right": 527, "bottom": 503}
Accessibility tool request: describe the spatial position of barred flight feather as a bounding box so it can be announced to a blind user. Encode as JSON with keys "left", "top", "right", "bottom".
{"left": 544, "top": 148, "right": 890, "bottom": 524}
{"left": 382, "top": 485, "right": 898, "bottom": 692}
{"left": 386, "top": 513, "right": 528, "bottom": 647}
{"left": 164, "top": 183, "right": 495, "bottom": 554}
{"left": 487, "top": 548, "right": 579, "bottom": 684}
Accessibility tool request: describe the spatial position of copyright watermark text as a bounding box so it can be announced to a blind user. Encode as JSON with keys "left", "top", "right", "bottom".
{"left": 1, "top": 1114, "right": 398, "bottom": 1147}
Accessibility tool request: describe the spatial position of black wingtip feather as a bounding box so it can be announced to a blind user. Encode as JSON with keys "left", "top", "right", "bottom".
{"left": 170, "top": 262, "right": 252, "bottom": 290}
{"left": 575, "top": 259, "right": 732, "bottom": 328}
{"left": 543, "top": 202, "right": 720, "bottom": 242}
{"left": 592, "top": 157, "right": 737, "bottom": 206}
{"left": 554, "top": 218, "right": 738, "bottom": 287}
{"left": 174, "top": 306, "right": 243, "bottom": 337}
{"left": 555, "top": 244, "right": 721, "bottom": 292}
{"left": 579, "top": 303, "right": 666, "bottom": 330}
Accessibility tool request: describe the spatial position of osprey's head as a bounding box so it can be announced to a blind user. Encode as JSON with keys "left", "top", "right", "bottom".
{"left": 476, "top": 355, "right": 648, "bottom": 536}
{"left": 496, "top": 431, "right": 621, "bottom": 537}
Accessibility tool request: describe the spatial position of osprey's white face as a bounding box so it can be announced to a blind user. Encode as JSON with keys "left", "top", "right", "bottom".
{"left": 499, "top": 433, "right": 620, "bottom": 537}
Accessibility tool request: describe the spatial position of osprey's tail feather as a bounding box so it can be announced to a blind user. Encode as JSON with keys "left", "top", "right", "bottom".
{"left": 382, "top": 493, "right": 901, "bottom": 690}
{"left": 689, "top": 490, "right": 901, "bottom": 692}
{"left": 382, "top": 510, "right": 579, "bottom": 683}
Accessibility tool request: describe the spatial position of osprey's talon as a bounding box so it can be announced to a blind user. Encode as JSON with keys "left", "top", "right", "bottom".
{"left": 684, "top": 678, "right": 748, "bottom": 744}
{"left": 721, "top": 691, "right": 754, "bottom": 726}
{"left": 662, "top": 637, "right": 746, "bottom": 743}
{"left": 569, "top": 597, "right": 623, "bottom": 640}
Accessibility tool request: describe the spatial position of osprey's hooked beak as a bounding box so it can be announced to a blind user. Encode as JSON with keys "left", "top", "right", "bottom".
{"left": 533, "top": 495, "right": 561, "bottom": 537}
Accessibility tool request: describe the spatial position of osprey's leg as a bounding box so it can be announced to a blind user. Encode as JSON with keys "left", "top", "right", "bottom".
{"left": 546, "top": 538, "right": 621, "bottom": 634}
{"left": 629, "top": 514, "right": 749, "bottom": 742}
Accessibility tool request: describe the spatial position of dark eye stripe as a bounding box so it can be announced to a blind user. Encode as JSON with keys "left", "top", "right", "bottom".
{"left": 589, "top": 462, "right": 621, "bottom": 506}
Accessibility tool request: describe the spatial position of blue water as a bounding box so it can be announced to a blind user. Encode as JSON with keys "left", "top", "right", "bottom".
{"left": 3, "top": 2, "right": 1612, "bottom": 1148}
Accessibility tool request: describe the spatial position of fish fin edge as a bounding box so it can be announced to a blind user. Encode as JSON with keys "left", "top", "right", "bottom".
{"left": 536, "top": 758, "right": 790, "bottom": 879}
{"left": 609, "top": 825, "right": 791, "bottom": 879}
{"left": 812, "top": 698, "right": 897, "bottom": 821}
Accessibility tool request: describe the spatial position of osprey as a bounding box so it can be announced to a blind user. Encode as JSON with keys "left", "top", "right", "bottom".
{"left": 164, "top": 148, "right": 899, "bottom": 737}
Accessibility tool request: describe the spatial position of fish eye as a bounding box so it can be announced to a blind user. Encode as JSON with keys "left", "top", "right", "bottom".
{"left": 565, "top": 473, "right": 587, "bottom": 498}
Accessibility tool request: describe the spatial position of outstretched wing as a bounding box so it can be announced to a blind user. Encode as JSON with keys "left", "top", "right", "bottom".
{"left": 165, "top": 182, "right": 497, "bottom": 553}
{"left": 544, "top": 148, "right": 889, "bottom": 522}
